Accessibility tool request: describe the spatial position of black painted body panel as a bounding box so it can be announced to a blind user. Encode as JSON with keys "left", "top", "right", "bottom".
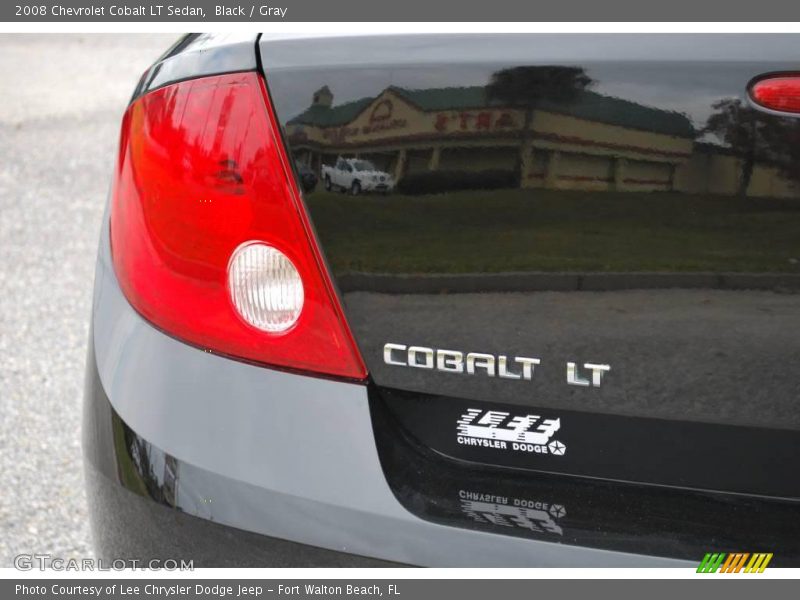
{"left": 368, "top": 388, "right": 800, "bottom": 564}
{"left": 132, "top": 33, "right": 258, "bottom": 101}
{"left": 83, "top": 329, "right": 800, "bottom": 564}
{"left": 261, "top": 34, "right": 800, "bottom": 497}
{"left": 83, "top": 339, "right": 399, "bottom": 567}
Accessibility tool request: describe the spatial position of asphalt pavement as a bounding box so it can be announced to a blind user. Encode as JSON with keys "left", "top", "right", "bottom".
{"left": 0, "top": 33, "right": 178, "bottom": 566}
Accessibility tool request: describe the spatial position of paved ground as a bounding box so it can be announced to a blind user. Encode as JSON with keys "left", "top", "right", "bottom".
{"left": 0, "top": 33, "right": 178, "bottom": 566}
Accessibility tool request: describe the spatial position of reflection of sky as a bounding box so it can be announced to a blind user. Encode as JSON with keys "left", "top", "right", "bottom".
{"left": 269, "top": 65, "right": 499, "bottom": 122}
{"left": 587, "top": 62, "right": 780, "bottom": 132}
{"left": 266, "top": 37, "right": 798, "bottom": 146}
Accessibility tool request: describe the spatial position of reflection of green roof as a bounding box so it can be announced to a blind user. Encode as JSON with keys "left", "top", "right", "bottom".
{"left": 391, "top": 86, "right": 492, "bottom": 112}
{"left": 538, "top": 91, "right": 696, "bottom": 139}
{"left": 289, "top": 97, "right": 373, "bottom": 127}
{"left": 289, "top": 85, "right": 695, "bottom": 139}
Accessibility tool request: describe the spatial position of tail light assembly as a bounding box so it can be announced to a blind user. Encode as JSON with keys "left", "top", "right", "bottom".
{"left": 749, "top": 74, "right": 800, "bottom": 115}
{"left": 109, "top": 72, "right": 367, "bottom": 380}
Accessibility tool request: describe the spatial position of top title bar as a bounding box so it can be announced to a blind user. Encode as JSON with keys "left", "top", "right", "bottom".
{"left": 2, "top": 0, "right": 800, "bottom": 22}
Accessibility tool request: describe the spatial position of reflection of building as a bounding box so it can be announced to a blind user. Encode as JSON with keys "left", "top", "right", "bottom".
{"left": 286, "top": 85, "right": 799, "bottom": 197}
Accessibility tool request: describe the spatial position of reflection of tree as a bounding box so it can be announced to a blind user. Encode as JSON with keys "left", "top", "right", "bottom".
{"left": 704, "top": 99, "right": 770, "bottom": 197}
{"left": 704, "top": 98, "right": 800, "bottom": 197}
{"left": 126, "top": 430, "right": 164, "bottom": 502}
{"left": 487, "top": 66, "right": 593, "bottom": 175}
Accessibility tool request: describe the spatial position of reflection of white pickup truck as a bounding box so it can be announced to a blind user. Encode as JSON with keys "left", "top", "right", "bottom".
{"left": 321, "top": 157, "right": 394, "bottom": 195}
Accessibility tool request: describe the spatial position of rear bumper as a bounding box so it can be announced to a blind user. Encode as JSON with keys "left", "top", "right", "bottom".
{"left": 84, "top": 450, "right": 398, "bottom": 567}
{"left": 83, "top": 220, "right": 689, "bottom": 567}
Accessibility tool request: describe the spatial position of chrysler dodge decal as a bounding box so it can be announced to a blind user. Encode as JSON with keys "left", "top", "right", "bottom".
{"left": 457, "top": 408, "right": 566, "bottom": 456}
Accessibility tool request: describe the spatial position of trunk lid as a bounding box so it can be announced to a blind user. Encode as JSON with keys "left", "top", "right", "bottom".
{"left": 260, "top": 34, "right": 800, "bottom": 498}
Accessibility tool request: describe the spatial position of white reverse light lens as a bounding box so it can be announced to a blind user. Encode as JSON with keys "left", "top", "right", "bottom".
{"left": 228, "top": 243, "right": 304, "bottom": 333}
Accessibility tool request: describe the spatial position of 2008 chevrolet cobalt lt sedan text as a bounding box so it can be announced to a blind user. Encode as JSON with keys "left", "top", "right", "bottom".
{"left": 83, "top": 33, "right": 800, "bottom": 566}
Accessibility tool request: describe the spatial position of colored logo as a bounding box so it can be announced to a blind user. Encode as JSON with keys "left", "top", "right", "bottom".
{"left": 697, "top": 553, "right": 773, "bottom": 573}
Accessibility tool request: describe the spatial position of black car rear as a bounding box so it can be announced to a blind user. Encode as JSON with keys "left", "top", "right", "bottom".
{"left": 260, "top": 34, "right": 800, "bottom": 562}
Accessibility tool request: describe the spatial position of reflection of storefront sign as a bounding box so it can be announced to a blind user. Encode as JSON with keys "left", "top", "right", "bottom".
{"left": 322, "top": 110, "right": 409, "bottom": 144}
{"left": 435, "top": 110, "right": 517, "bottom": 132}
{"left": 362, "top": 118, "right": 407, "bottom": 135}
{"left": 369, "top": 99, "right": 393, "bottom": 123}
{"left": 360, "top": 99, "right": 408, "bottom": 135}
{"left": 315, "top": 104, "right": 517, "bottom": 145}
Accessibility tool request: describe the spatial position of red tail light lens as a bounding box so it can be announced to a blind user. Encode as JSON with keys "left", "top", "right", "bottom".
{"left": 110, "top": 72, "right": 367, "bottom": 380}
{"left": 749, "top": 76, "right": 800, "bottom": 114}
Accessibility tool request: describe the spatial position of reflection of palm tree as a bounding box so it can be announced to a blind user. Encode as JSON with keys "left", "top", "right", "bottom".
{"left": 704, "top": 98, "right": 800, "bottom": 197}
{"left": 487, "top": 66, "right": 593, "bottom": 179}
{"left": 704, "top": 99, "right": 764, "bottom": 197}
